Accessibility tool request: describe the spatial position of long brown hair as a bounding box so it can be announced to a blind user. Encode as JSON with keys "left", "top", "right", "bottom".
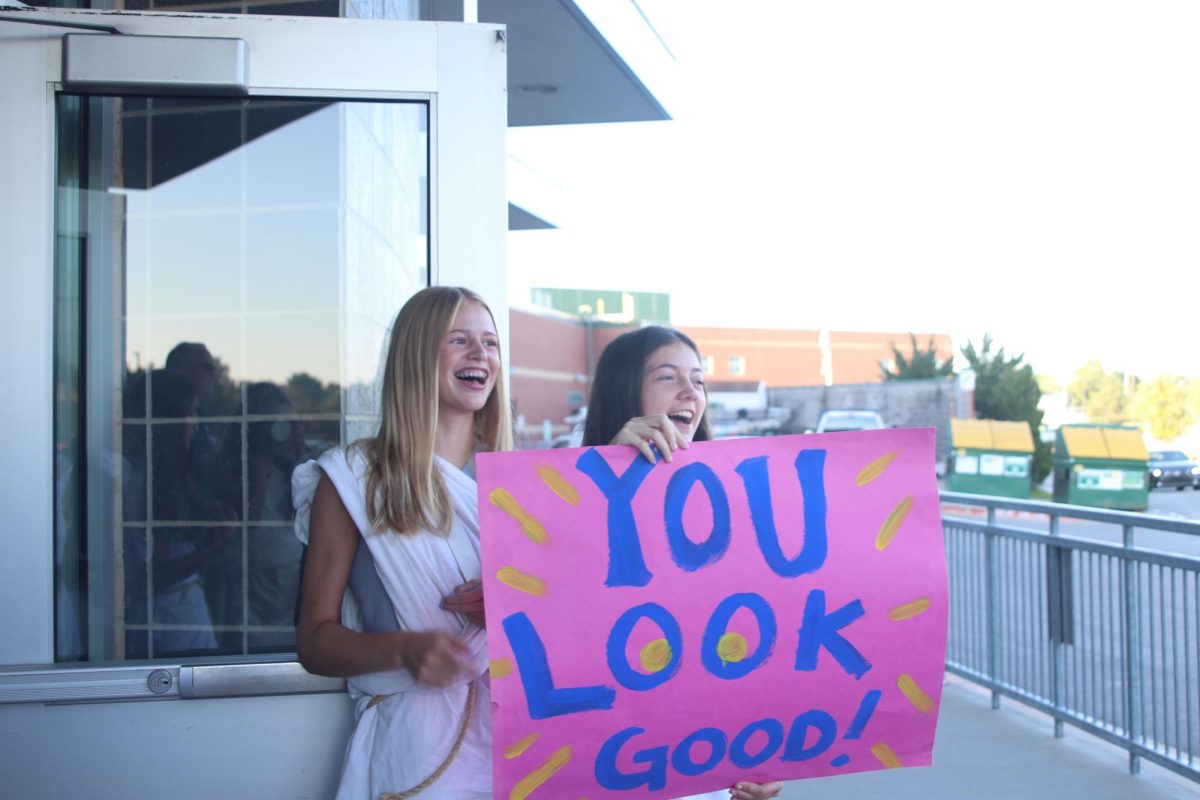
{"left": 365, "top": 286, "right": 513, "bottom": 535}
{"left": 582, "top": 326, "right": 712, "bottom": 446}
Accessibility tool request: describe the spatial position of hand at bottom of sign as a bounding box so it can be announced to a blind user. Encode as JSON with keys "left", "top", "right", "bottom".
{"left": 610, "top": 414, "right": 690, "bottom": 463}
{"left": 441, "top": 578, "right": 486, "bottom": 627}
{"left": 729, "top": 780, "right": 785, "bottom": 799}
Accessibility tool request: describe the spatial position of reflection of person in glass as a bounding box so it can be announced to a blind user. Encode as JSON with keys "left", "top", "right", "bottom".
{"left": 294, "top": 287, "right": 510, "bottom": 799}
{"left": 165, "top": 342, "right": 216, "bottom": 403}
{"left": 165, "top": 341, "right": 224, "bottom": 494}
{"left": 244, "top": 382, "right": 305, "bottom": 646}
{"left": 145, "top": 368, "right": 225, "bottom": 655}
{"left": 166, "top": 341, "right": 239, "bottom": 642}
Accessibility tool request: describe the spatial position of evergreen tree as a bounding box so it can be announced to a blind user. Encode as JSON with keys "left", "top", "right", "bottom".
{"left": 961, "top": 335, "right": 1050, "bottom": 483}
{"left": 882, "top": 333, "right": 954, "bottom": 381}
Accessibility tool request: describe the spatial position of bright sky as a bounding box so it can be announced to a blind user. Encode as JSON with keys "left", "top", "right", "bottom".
{"left": 507, "top": 1, "right": 1200, "bottom": 384}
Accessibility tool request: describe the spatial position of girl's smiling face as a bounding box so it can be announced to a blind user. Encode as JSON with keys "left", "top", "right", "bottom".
{"left": 640, "top": 341, "right": 707, "bottom": 442}
{"left": 438, "top": 301, "right": 500, "bottom": 418}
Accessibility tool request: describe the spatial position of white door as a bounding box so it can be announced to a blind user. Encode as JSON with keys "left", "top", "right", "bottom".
{"left": 0, "top": 9, "right": 505, "bottom": 798}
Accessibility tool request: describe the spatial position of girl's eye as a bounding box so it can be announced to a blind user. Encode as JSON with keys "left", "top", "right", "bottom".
{"left": 484, "top": 339, "right": 499, "bottom": 348}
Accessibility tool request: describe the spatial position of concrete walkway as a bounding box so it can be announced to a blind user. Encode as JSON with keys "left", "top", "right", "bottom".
{"left": 777, "top": 676, "right": 1198, "bottom": 800}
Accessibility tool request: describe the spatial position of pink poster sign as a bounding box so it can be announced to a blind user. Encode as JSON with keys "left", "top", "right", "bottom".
{"left": 478, "top": 428, "right": 948, "bottom": 799}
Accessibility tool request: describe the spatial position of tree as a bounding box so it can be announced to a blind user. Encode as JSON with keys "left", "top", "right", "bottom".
{"left": 1130, "top": 374, "right": 1193, "bottom": 442}
{"left": 1067, "top": 360, "right": 1103, "bottom": 407}
{"left": 1036, "top": 374, "right": 1060, "bottom": 395}
{"left": 882, "top": 333, "right": 954, "bottom": 381}
{"left": 1067, "top": 360, "right": 1130, "bottom": 424}
{"left": 961, "top": 335, "right": 1050, "bottom": 483}
{"left": 286, "top": 372, "right": 341, "bottom": 414}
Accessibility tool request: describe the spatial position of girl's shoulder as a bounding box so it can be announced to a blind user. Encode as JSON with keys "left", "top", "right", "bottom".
{"left": 297, "top": 442, "right": 371, "bottom": 498}
{"left": 338, "top": 438, "right": 383, "bottom": 479}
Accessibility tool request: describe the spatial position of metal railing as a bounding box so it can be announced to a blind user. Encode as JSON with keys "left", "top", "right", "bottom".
{"left": 940, "top": 491, "right": 1200, "bottom": 784}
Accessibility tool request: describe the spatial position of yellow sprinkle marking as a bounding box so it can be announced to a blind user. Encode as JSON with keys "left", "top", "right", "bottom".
{"left": 490, "top": 658, "right": 514, "bottom": 679}
{"left": 489, "top": 488, "right": 550, "bottom": 544}
{"left": 509, "top": 745, "right": 572, "bottom": 800}
{"left": 875, "top": 496, "right": 914, "bottom": 551}
{"left": 536, "top": 465, "right": 581, "bottom": 506}
{"left": 505, "top": 733, "right": 540, "bottom": 760}
{"left": 856, "top": 451, "right": 898, "bottom": 487}
{"left": 639, "top": 639, "right": 673, "bottom": 673}
{"left": 870, "top": 742, "right": 902, "bottom": 769}
{"left": 717, "top": 632, "right": 748, "bottom": 665}
{"left": 897, "top": 674, "right": 935, "bottom": 713}
{"left": 497, "top": 566, "right": 547, "bottom": 597}
{"left": 888, "top": 596, "right": 932, "bottom": 621}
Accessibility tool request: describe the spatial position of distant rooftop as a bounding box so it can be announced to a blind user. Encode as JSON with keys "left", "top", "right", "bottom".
{"left": 708, "top": 380, "right": 763, "bottom": 393}
{"left": 530, "top": 287, "right": 671, "bottom": 324}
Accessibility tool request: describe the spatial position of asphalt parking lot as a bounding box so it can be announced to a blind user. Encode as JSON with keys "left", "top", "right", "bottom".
{"left": 1145, "top": 481, "right": 1200, "bottom": 521}
{"left": 1056, "top": 483, "right": 1200, "bottom": 557}
{"left": 942, "top": 478, "right": 1200, "bottom": 555}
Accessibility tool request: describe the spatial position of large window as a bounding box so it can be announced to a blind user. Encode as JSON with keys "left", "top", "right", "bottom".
{"left": 54, "top": 95, "right": 428, "bottom": 661}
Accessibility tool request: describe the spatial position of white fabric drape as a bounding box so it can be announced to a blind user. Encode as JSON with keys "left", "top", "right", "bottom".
{"left": 293, "top": 447, "right": 491, "bottom": 800}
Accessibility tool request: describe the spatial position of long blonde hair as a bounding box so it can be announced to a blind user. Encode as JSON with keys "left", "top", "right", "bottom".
{"left": 365, "top": 286, "right": 513, "bottom": 535}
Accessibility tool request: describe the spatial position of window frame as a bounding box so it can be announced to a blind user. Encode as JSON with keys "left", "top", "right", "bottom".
{"left": 0, "top": 9, "right": 507, "bottom": 700}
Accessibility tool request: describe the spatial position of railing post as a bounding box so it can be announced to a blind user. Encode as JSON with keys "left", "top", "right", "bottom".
{"left": 1048, "top": 514, "right": 1065, "bottom": 738}
{"left": 987, "top": 506, "right": 1000, "bottom": 709}
{"left": 1122, "top": 523, "right": 1141, "bottom": 775}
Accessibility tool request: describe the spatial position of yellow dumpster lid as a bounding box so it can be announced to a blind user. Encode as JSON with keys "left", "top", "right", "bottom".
{"left": 990, "top": 420, "right": 1035, "bottom": 453}
{"left": 1061, "top": 426, "right": 1110, "bottom": 458}
{"left": 1060, "top": 425, "right": 1148, "bottom": 460}
{"left": 950, "top": 418, "right": 992, "bottom": 450}
{"left": 1102, "top": 427, "right": 1149, "bottom": 461}
{"left": 951, "top": 418, "right": 1035, "bottom": 453}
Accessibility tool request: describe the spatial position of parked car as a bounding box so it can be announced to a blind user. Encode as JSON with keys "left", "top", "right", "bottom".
{"left": 812, "top": 409, "right": 885, "bottom": 434}
{"left": 1147, "top": 449, "right": 1200, "bottom": 490}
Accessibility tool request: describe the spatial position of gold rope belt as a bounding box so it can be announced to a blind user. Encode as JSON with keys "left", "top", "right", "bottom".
{"left": 376, "top": 679, "right": 478, "bottom": 800}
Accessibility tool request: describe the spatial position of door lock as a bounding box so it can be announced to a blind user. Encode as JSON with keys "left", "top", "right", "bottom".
{"left": 147, "top": 669, "right": 173, "bottom": 694}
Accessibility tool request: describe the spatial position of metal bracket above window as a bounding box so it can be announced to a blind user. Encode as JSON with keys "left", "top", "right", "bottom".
{"left": 63, "top": 33, "right": 248, "bottom": 96}
{"left": 0, "top": 12, "right": 121, "bottom": 34}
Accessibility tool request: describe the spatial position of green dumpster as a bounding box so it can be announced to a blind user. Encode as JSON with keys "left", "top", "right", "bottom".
{"left": 948, "top": 419, "right": 1034, "bottom": 498}
{"left": 1052, "top": 424, "right": 1148, "bottom": 510}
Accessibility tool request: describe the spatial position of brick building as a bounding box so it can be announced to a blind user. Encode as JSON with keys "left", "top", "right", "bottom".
{"left": 509, "top": 306, "right": 954, "bottom": 442}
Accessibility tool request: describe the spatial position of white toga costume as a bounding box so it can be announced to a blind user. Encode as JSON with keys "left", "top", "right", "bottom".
{"left": 293, "top": 447, "right": 491, "bottom": 800}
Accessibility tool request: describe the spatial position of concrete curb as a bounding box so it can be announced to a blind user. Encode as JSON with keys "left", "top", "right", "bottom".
{"left": 941, "top": 503, "right": 1045, "bottom": 521}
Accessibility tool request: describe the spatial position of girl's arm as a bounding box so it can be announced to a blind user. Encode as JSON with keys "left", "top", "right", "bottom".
{"left": 296, "top": 474, "right": 468, "bottom": 686}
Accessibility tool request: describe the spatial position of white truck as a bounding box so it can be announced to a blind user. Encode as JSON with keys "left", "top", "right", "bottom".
{"left": 813, "top": 409, "right": 885, "bottom": 433}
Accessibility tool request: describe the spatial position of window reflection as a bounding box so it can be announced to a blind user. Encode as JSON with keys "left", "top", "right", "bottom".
{"left": 55, "top": 95, "right": 428, "bottom": 661}
{"left": 244, "top": 383, "right": 306, "bottom": 651}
